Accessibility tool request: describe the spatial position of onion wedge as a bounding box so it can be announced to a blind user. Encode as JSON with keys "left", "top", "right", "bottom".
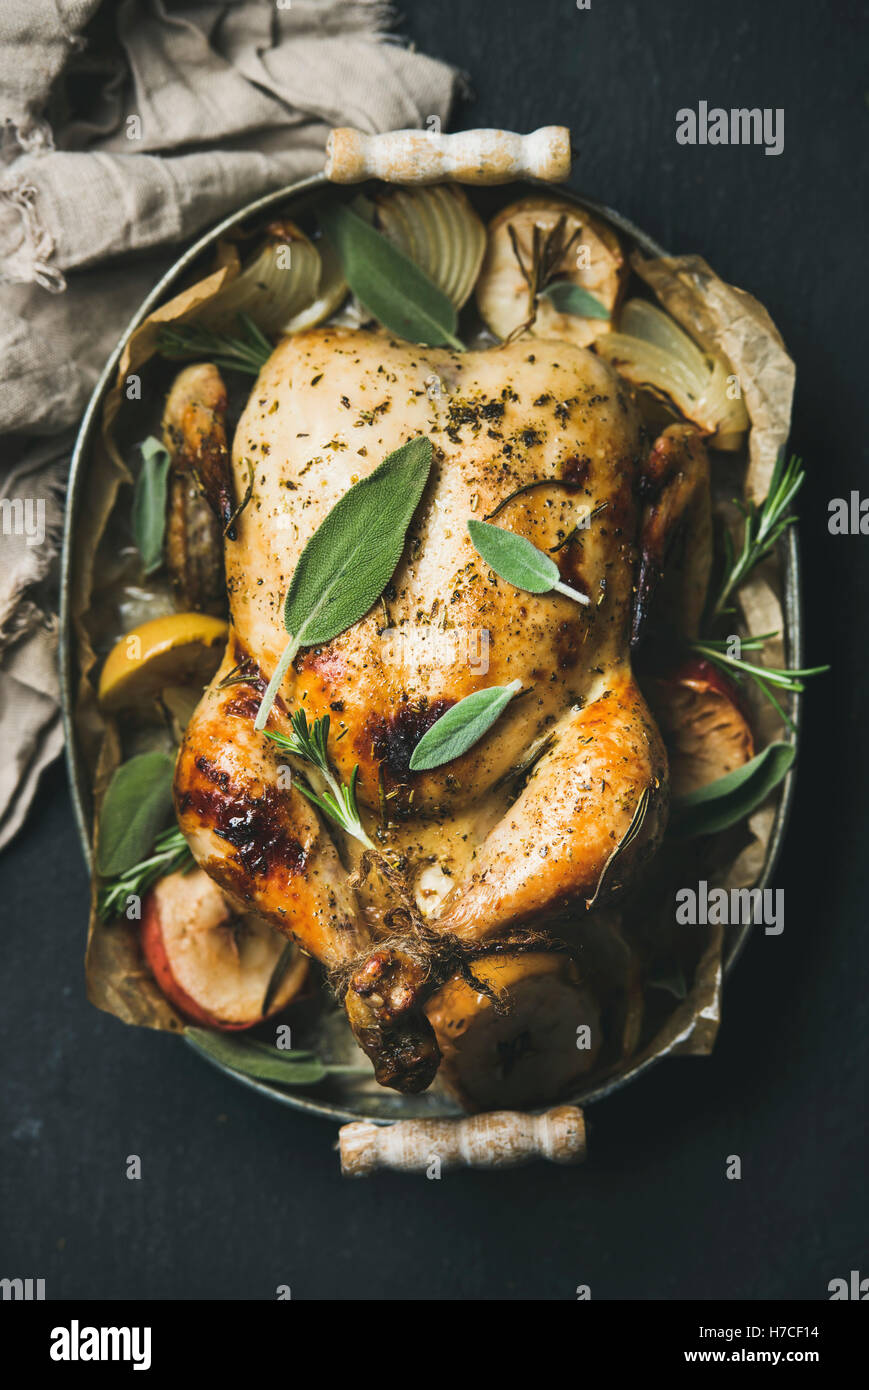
{"left": 596, "top": 299, "right": 749, "bottom": 450}
{"left": 368, "top": 184, "right": 486, "bottom": 310}
{"left": 198, "top": 222, "right": 346, "bottom": 338}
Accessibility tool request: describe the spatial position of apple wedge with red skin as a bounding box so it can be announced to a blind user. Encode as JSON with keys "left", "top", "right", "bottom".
{"left": 644, "top": 657, "right": 754, "bottom": 798}
{"left": 142, "top": 867, "right": 307, "bottom": 1030}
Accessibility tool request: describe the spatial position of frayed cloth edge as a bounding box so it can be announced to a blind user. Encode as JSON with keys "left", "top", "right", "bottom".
{"left": 0, "top": 178, "right": 66, "bottom": 292}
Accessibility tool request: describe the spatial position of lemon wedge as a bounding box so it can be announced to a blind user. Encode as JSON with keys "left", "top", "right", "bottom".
{"left": 98, "top": 613, "right": 228, "bottom": 712}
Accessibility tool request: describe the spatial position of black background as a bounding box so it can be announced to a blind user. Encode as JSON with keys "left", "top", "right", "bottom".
{"left": 1, "top": 0, "right": 867, "bottom": 1301}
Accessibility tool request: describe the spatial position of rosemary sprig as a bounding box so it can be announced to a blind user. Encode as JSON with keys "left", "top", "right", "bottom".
{"left": 157, "top": 312, "right": 273, "bottom": 376}
{"left": 587, "top": 786, "right": 651, "bottom": 908}
{"left": 98, "top": 826, "right": 194, "bottom": 921}
{"left": 265, "top": 710, "right": 374, "bottom": 850}
{"left": 712, "top": 453, "right": 804, "bottom": 618}
{"left": 508, "top": 214, "right": 580, "bottom": 304}
{"left": 696, "top": 453, "right": 827, "bottom": 724}
{"left": 216, "top": 657, "right": 259, "bottom": 690}
{"left": 505, "top": 213, "right": 606, "bottom": 338}
{"left": 690, "top": 635, "right": 829, "bottom": 730}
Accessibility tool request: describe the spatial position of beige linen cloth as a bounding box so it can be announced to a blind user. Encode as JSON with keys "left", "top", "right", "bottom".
{"left": 0, "top": 0, "right": 458, "bottom": 850}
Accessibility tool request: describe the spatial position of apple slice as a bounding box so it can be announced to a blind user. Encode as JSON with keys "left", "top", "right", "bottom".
{"left": 142, "top": 868, "right": 307, "bottom": 1030}
{"left": 645, "top": 657, "right": 754, "bottom": 798}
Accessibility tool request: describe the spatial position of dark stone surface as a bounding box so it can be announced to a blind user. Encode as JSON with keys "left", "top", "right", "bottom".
{"left": 1, "top": 0, "right": 866, "bottom": 1299}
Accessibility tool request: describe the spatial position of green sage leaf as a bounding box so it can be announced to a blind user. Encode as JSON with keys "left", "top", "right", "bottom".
{"left": 185, "top": 1028, "right": 329, "bottom": 1086}
{"left": 255, "top": 436, "right": 435, "bottom": 730}
{"left": 96, "top": 751, "right": 176, "bottom": 877}
{"left": 132, "top": 437, "right": 171, "bottom": 575}
{"left": 468, "top": 517, "right": 590, "bottom": 605}
{"left": 285, "top": 435, "right": 433, "bottom": 647}
{"left": 318, "top": 202, "right": 464, "bottom": 350}
{"left": 670, "top": 741, "right": 795, "bottom": 838}
{"left": 539, "top": 281, "right": 609, "bottom": 319}
{"left": 409, "top": 680, "right": 523, "bottom": 772}
{"left": 468, "top": 518, "right": 560, "bottom": 593}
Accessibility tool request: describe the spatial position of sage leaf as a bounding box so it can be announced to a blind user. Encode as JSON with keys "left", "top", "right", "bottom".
{"left": 96, "top": 751, "right": 176, "bottom": 877}
{"left": 670, "top": 741, "right": 795, "bottom": 838}
{"left": 132, "top": 437, "right": 171, "bottom": 575}
{"left": 539, "top": 281, "right": 609, "bottom": 319}
{"left": 185, "top": 1028, "right": 329, "bottom": 1086}
{"left": 409, "top": 679, "right": 523, "bottom": 772}
{"left": 255, "top": 436, "right": 433, "bottom": 729}
{"left": 285, "top": 436, "right": 431, "bottom": 646}
{"left": 467, "top": 518, "right": 589, "bottom": 605}
{"left": 318, "top": 202, "right": 464, "bottom": 350}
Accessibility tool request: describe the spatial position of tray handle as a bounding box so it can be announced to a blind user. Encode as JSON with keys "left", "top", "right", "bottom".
{"left": 339, "top": 1104, "right": 586, "bottom": 1176}
{"left": 325, "top": 126, "right": 571, "bottom": 185}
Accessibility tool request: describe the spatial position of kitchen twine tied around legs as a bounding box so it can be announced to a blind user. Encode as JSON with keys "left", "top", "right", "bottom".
{"left": 330, "top": 847, "right": 568, "bottom": 1012}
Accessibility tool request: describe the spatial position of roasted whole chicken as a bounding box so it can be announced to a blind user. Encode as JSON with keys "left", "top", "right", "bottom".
{"left": 170, "top": 325, "right": 711, "bottom": 1098}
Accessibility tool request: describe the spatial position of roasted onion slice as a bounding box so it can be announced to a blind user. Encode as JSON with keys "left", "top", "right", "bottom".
{"left": 596, "top": 299, "right": 750, "bottom": 450}
{"left": 476, "top": 196, "right": 626, "bottom": 345}
{"left": 367, "top": 183, "right": 486, "bottom": 311}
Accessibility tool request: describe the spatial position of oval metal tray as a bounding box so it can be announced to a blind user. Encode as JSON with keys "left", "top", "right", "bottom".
{"left": 60, "top": 173, "right": 802, "bottom": 1125}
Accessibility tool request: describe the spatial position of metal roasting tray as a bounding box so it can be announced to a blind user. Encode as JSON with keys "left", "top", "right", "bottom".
{"left": 59, "top": 173, "right": 803, "bottom": 1125}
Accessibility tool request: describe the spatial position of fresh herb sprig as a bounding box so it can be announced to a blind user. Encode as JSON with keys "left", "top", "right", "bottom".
{"left": 587, "top": 786, "right": 651, "bottom": 908}
{"left": 132, "top": 437, "right": 171, "bottom": 575}
{"left": 98, "top": 826, "right": 194, "bottom": 921}
{"left": 260, "top": 941, "right": 299, "bottom": 1018}
{"left": 670, "top": 742, "right": 796, "bottom": 838}
{"left": 506, "top": 213, "right": 607, "bottom": 337}
{"left": 318, "top": 201, "right": 464, "bottom": 350}
{"left": 157, "top": 312, "right": 273, "bottom": 376}
{"left": 254, "top": 436, "right": 433, "bottom": 731}
{"left": 265, "top": 711, "right": 374, "bottom": 850}
{"left": 467, "top": 518, "right": 590, "bottom": 605}
{"left": 409, "top": 680, "right": 524, "bottom": 772}
{"left": 690, "top": 634, "right": 828, "bottom": 730}
{"left": 712, "top": 453, "right": 805, "bottom": 619}
{"left": 695, "top": 453, "right": 827, "bottom": 727}
{"left": 539, "top": 280, "right": 608, "bottom": 320}
{"left": 97, "top": 750, "right": 176, "bottom": 877}
{"left": 185, "top": 1027, "right": 368, "bottom": 1087}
